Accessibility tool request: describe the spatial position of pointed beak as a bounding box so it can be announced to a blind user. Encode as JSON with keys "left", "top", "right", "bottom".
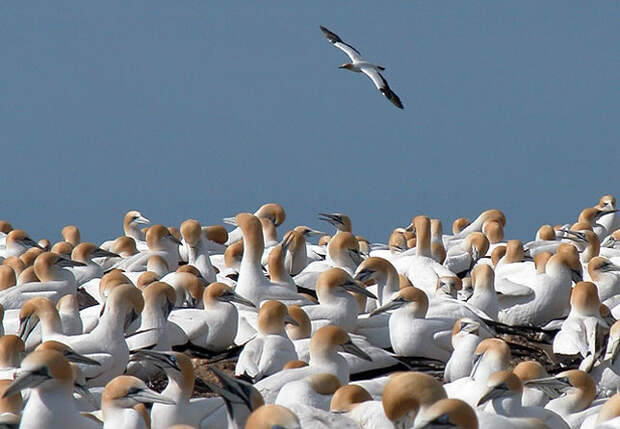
{"left": 220, "top": 292, "right": 255, "bottom": 308}
{"left": 477, "top": 386, "right": 506, "bottom": 406}
{"left": 92, "top": 248, "right": 120, "bottom": 258}
{"left": 369, "top": 298, "right": 405, "bottom": 317}
{"left": 54, "top": 257, "right": 86, "bottom": 268}
{"left": 64, "top": 350, "right": 101, "bottom": 366}
{"left": 305, "top": 229, "right": 325, "bottom": 238}
{"left": 22, "top": 236, "right": 43, "bottom": 249}
{"left": 131, "top": 349, "right": 181, "bottom": 371}
{"left": 341, "top": 281, "right": 377, "bottom": 300}
{"left": 74, "top": 382, "right": 98, "bottom": 408}
{"left": 571, "top": 269, "right": 583, "bottom": 283}
{"left": 318, "top": 213, "right": 344, "bottom": 229}
{"left": 340, "top": 339, "right": 372, "bottom": 361}
{"left": 18, "top": 315, "right": 38, "bottom": 342}
{"left": 131, "top": 389, "right": 176, "bottom": 405}
{"left": 136, "top": 216, "right": 150, "bottom": 225}
{"left": 354, "top": 268, "right": 374, "bottom": 283}
{"left": 461, "top": 321, "right": 481, "bottom": 335}
{"left": 222, "top": 217, "right": 238, "bottom": 227}
{"left": 3, "top": 371, "right": 49, "bottom": 398}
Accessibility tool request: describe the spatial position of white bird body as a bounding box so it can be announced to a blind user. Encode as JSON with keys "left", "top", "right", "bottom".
{"left": 320, "top": 26, "right": 403, "bottom": 109}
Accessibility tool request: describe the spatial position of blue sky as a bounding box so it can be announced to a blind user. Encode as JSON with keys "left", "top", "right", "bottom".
{"left": 2, "top": 1, "right": 619, "bottom": 244}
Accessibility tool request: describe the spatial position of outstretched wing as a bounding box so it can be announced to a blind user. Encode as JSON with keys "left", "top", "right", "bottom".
{"left": 320, "top": 25, "right": 362, "bottom": 62}
{"left": 361, "top": 67, "right": 404, "bottom": 109}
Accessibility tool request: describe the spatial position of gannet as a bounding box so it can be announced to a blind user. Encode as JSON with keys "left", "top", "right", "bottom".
{"left": 0, "top": 229, "right": 42, "bottom": 258}
{"left": 514, "top": 360, "right": 552, "bottom": 407}
{"left": 0, "top": 251, "right": 84, "bottom": 309}
{"left": 477, "top": 370, "right": 570, "bottom": 428}
{"left": 444, "top": 318, "right": 484, "bottom": 382}
{"left": 467, "top": 264, "right": 499, "bottom": 320}
{"left": 275, "top": 373, "right": 341, "bottom": 411}
{"left": 354, "top": 256, "right": 400, "bottom": 306}
{"left": 101, "top": 375, "right": 175, "bottom": 429}
{"left": 527, "top": 370, "right": 599, "bottom": 428}
{"left": 131, "top": 350, "right": 226, "bottom": 429}
{"left": 169, "top": 282, "right": 253, "bottom": 352}
{"left": 125, "top": 281, "right": 180, "bottom": 353}
{"left": 179, "top": 218, "right": 217, "bottom": 283}
{"left": 443, "top": 231, "right": 490, "bottom": 276}
{"left": 369, "top": 286, "right": 454, "bottom": 361}
{"left": 553, "top": 281, "right": 607, "bottom": 359}
{"left": 233, "top": 213, "right": 310, "bottom": 306}
{"left": 2, "top": 350, "right": 100, "bottom": 429}
{"left": 586, "top": 319, "right": 620, "bottom": 397}
{"left": 56, "top": 293, "right": 83, "bottom": 335}
{"left": 24, "top": 284, "right": 145, "bottom": 386}
{"left": 236, "top": 300, "right": 299, "bottom": 380}
{"left": 224, "top": 203, "right": 286, "bottom": 246}
{"left": 254, "top": 325, "right": 371, "bottom": 403}
{"left": 320, "top": 25, "right": 403, "bottom": 109}
{"left": 498, "top": 243, "right": 583, "bottom": 326}
{"left": 69, "top": 242, "right": 119, "bottom": 285}
{"left": 444, "top": 338, "right": 512, "bottom": 407}
{"left": 0, "top": 335, "right": 25, "bottom": 380}
{"left": 303, "top": 268, "right": 376, "bottom": 333}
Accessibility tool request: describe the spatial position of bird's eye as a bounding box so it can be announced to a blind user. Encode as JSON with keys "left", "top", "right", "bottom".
{"left": 128, "top": 387, "right": 142, "bottom": 395}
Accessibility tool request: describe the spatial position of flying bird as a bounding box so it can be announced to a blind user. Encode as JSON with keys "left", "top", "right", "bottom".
{"left": 320, "top": 25, "right": 403, "bottom": 109}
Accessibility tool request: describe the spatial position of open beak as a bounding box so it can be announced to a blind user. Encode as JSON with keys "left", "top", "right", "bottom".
{"left": 318, "top": 213, "right": 344, "bottom": 229}
{"left": 342, "top": 281, "right": 377, "bottom": 300}
{"left": 18, "top": 315, "right": 39, "bottom": 342}
{"left": 369, "top": 297, "right": 405, "bottom": 317}
{"left": 354, "top": 268, "right": 374, "bottom": 283}
{"left": 222, "top": 217, "right": 238, "bottom": 227}
{"left": 340, "top": 339, "right": 372, "bottom": 361}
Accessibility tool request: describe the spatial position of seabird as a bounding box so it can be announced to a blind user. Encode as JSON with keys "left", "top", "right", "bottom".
{"left": 320, "top": 25, "right": 403, "bottom": 109}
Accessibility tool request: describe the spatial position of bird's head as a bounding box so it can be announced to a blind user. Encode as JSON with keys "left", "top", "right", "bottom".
{"left": 339, "top": 63, "right": 352, "bottom": 70}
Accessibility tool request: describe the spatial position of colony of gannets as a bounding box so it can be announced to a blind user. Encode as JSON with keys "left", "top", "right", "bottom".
{"left": 1, "top": 195, "right": 620, "bottom": 428}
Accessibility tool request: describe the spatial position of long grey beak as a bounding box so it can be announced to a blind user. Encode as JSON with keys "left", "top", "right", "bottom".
{"left": 477, "top": 385, "right": 509, "bottom": 406}
{"left": 131, "top": 349, "right": 180, "bottom": 372}
{"left": 136, "top": 216, "right": 150, "bottom": 225}
{"left": 340, "top": 340, "right": 372, "bottom": 361}
{"left": 342, "top": 281, "right": 377, "bottom": 300}
{"left": 92, "top": 247, "right": 120, "bottom": 258}
{"left": 318, "top": 213, "right": 344, "bottom": 229}
{"left": 460, "top": 320, "right": 481, "bottom": 335}
{"left": 2, "top": 371, "right": 49, "bottom": 398}
{"left": 18, "top": 315, "right": 38, "bottom": 342}
{"left": 301, "top": 228, "right": 325, "bottom": 238}
{"left": 369, "top": 297, "right": 405, "bottom": 317}
{"left": 22, "top": 236, "right": 43, "bottom": 249}
{"left": 571, "top": 268, "right": 583, "bottom": 283}
{"left": 131, "top": 388, "right": 176, "bottom": 405}
{"left": 54, "top": 257, "right": 87, "bottom": 268}
{"left": 222, "top": 217, "right": 238, "bottom": 227}
{"left": 64, "top": 350, "right": 101, "bottom": 366}
{"left": 354, "top": 268, "right": 374, "bottom": 283}
{"left": 220, "top": 291, "right": 255, "bottom": 308}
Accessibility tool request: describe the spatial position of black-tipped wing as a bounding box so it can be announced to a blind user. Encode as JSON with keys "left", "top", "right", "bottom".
{"left": 320, "top": 25, "right": 362, "bottom": 62}
{"left": 361, "top": 67, "right": 404, "bottom": 109}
